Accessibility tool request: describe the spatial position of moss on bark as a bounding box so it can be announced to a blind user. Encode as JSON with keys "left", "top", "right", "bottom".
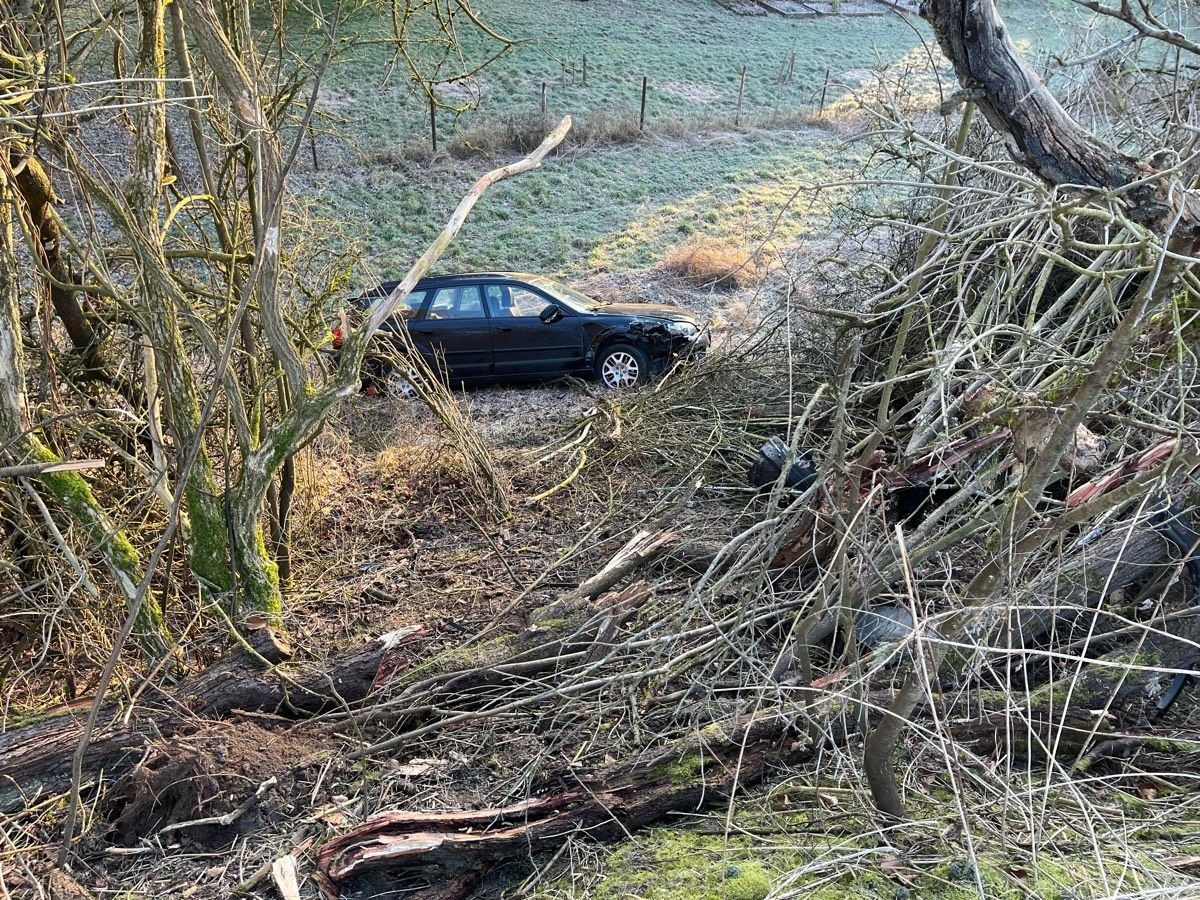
{"left": 30, "top": 441, "right": 170, "bottom": 652}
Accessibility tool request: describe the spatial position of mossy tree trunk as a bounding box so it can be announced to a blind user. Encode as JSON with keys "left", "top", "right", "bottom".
{"left": 0, "top": 148, "right": 169, "bottom": 652}
{"left": 128, "top": 0, "right": 282, "bottom": 620}
{"left": 6, "top": 0, "right": 562, "bottom": 641}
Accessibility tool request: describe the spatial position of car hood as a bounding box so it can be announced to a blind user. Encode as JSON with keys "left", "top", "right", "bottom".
{"left": 595, "top": 302, "right": 700, "bottom": 325}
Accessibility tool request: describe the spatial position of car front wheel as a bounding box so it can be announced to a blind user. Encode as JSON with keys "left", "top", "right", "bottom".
{"left": 596, "top": 343, "right": 649, "bottom": 389}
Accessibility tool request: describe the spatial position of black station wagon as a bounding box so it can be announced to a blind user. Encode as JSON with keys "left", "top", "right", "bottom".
{"left": 335, "top": 272, "right": 709, "bottom": 391}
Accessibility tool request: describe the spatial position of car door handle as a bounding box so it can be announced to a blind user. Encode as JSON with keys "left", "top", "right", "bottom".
{"left": 496, "top": 326, "right": 514, "bottom": 333}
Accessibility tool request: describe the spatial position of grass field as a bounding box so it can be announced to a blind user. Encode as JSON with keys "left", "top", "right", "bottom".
{"left": 299, "top": 125, "right": 860, "bottom": 285}
{"left": 319, "top": 0, "right": 1084, "bottom": 148}
{"left": 297, "top": 0, "right": 1092, "bottom": 295}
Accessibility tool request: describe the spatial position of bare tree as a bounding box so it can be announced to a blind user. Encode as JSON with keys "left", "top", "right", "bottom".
{"left": 860, "top": 0, "right": 1200, "bottom": 817}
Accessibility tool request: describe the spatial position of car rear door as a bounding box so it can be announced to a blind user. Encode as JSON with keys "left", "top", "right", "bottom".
{"left": 407, "top": 284, "right": 493, "bottom": 381}
{"left": 484, "top": 281, "right": 585, "bottom": 377}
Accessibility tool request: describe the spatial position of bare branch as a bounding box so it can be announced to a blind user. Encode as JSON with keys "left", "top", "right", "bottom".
{"left": 1070, "top": 0, "right": 1200, "bottom": 57}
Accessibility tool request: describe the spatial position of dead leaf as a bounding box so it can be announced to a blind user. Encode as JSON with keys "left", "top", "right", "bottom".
{"left": 389, "top": 762, "right": 432, "bottom": 778}
{"left": 817, "top": 792, "right": 840, "bottom": 808}
{"left": 311, "top": 804, "right": 349, "bottom": 827}
{"left": 1136, "top": 783, "right": 1158, "bottom": 801}
{"left": 881, "top": 854, "right": 921, "bottom": 887}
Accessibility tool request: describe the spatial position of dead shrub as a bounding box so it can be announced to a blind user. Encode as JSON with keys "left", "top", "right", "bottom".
{"left": 659, "top": 240, "right": 762, "bottom": 289}
{"left": 449, "top": 108, "right": 652, "bottom": 158}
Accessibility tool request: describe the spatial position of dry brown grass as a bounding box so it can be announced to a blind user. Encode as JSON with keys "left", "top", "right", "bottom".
{"left": 659, "top": 239, "right": 762, "bottom": 289}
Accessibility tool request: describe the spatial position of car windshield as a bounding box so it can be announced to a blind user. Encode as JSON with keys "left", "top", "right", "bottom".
{"left": 527, "top": 276, "right": 605, "bottom": 312}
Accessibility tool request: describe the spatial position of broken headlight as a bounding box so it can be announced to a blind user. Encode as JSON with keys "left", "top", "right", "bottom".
{"left": 665, "top": 321, "right": 699, "bottom": 340}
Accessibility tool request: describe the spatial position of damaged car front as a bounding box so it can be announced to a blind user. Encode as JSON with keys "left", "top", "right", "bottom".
{"left": 525, "top": 275, "right": 708, "bottom": 387}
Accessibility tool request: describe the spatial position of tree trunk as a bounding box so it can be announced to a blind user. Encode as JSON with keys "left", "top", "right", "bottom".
{"left": 919, "top": 0, "right": 1192, "bottom": 230}
{"left": 316, "top": 714, "right": 806, "bottom": 898}
{"left": 0, "top": 141, "right": 168, "bottom": 651}
{"left": 9, "top": 155, "right": 110, "bottom": 380}
{"left": 0, "top": 625, "right": 426, "bottom": 813}
{"left": 129, "top": 0, "right": 281, "bottom": 616}
{"left": 999, "top": 522, "right": 1177, "bottom": 649}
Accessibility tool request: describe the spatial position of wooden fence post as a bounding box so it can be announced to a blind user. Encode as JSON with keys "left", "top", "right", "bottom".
{"left": 429, "top": 95, "right": 438, "bottom": 152}
{"left": 819, "top": 67, "right": 830, "bottom": 114}
{"left": 639, "top": 75, "right": 648, "bottom": 130}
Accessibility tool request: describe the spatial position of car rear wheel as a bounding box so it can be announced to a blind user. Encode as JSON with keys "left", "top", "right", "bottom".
{"left": 385, "top": 364, "right": 420, "bottom": 400}
{"left": 596, "top": 343, "right": 649, "bottom": 389}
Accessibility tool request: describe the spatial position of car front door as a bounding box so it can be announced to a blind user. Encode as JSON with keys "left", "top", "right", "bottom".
{"left": 408, "top": 284, "right": 493, "bottom": 381}
{"left": 484, "top": 282, "right": 585, "bottom": 377}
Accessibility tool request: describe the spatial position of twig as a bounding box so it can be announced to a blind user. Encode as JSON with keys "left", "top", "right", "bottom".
{"left": 157, "top": 776, "right": 277, "bottom": 835}
{"left": 0, "top": 459, "right": 103, "bottom": 479}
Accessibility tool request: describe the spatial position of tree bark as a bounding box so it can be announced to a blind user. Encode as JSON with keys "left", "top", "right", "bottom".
{"left": 0, "top": 626, "right": 426, "bottom": 813}
{"left": 9, "top": 155, "right": 108, "bottom": 376}
{"left": 316, "top": 714, "right": 805, "bottom": 899}
{"left": 1, "top": 147, "right": 168, "bottom": 651}
{"left": 919, "top": 0, "right": 1193, "bottom": 229}
{"left": 1000, "top": 522, "right": 1177, "bottom": 649}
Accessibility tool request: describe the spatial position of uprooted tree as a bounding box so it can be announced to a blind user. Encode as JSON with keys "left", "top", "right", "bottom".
{"left": 2, "top": 0, "right": 1200, "bottom": 897}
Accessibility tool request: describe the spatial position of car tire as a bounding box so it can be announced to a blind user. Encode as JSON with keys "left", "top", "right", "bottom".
{"left": 595, "top": 343, "right": 650, "bottom": 389}
{"left": 385, "top": 365, "right": 420, "bottom": 400}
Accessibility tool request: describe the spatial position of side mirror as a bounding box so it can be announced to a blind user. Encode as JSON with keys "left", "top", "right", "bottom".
{"left": 539, "top": 304, "right": 563, "bottom": 324}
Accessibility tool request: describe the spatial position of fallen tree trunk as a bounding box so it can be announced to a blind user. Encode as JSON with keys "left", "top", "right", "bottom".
{"left": 1000, "top": 522, "right": 1178, "bottom": 649}
{"left": 1, "top": 528, "right": 670, "bottom": 820}
{"left": 0, "top": 625, "right": 427, "bottom": 813}
{"left": 316, "top": 713, "right": 807, "bottom": 899}
{"left": 950, "top": 610, "right": 1200, "bottom": 758}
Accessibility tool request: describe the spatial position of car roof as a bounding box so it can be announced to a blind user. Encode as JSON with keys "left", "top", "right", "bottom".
{"left": 416, "top": 272, "right": 541, "bottom": 284}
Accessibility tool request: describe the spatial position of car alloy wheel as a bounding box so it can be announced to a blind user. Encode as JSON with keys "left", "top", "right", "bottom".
{"left": 387, "top": 366, "right": 420, "bottom": 400}
{"left": 600, "top": 350, "right": 642, "bottom": 389}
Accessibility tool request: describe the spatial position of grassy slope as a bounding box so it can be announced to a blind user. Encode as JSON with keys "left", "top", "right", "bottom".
{"left": 300, "top": 0, "right": 1084, "bottom": 291}
{"left": 328, "top": 0, "right": 1080, "bottom": 138}
{"left": 329, "top": 0, "right": 922, "bottom": 141}
{"left": 301, "top": 129, "right": 858, "bottom": 284}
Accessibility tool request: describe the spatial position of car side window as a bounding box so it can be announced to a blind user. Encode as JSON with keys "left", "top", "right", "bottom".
{"left": 391, "top": 290, "right": 426, "bottom": 320}
{"left": 426, "top": 285, "right": 484, "bottom": 320}
{"left": 484, "top": 284, "right": 551, "bottom": 318}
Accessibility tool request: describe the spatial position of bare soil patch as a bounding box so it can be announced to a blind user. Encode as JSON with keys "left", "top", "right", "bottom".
{"left": 102, "top": 721, "right": 323, "bottom": 847}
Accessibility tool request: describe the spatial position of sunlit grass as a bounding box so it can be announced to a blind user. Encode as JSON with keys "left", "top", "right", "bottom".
{"left": 295, "top": 0, "right": 1096, "bottom": 290}
{"left": 319, "top": 0, "right": 1085, "bottom": 151}
{"left": 300, "top": 128, "right": 860, "bottom": 285}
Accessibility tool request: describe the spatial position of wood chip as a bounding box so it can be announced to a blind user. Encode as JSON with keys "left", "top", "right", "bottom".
{"left": 1162, "top": 855, "right": 1200, "bottom": 871}
{"left": 271, "top": 854, "right": 302, "bottom": 900}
